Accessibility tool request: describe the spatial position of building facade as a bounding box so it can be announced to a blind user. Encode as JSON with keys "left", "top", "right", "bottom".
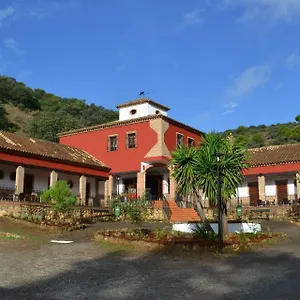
{"left": 0, "top": 131, "right": 110, "bottom": 205}
{"left": 234, "top": 144, "right": 300, "bottom": 206}
{"left": 59, "top": 98, "right": 204, "bottom": 201}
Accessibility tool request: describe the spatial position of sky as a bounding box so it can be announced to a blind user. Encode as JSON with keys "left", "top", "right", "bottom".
{"left": 0, "top": 0, "right": 300, "bottom": 132}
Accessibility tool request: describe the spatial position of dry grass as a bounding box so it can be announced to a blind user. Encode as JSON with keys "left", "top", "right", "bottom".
{"left": 3, "top": 104, "right": 36, "bottom": 133}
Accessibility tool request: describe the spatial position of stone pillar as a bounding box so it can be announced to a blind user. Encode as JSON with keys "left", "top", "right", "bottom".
{"left": 118, "top": 177, "right": 125, "bottom": 194}
{"left": 15, "top": 165, "right": 25, "bottom": 195}
{"left": 296, "top": 172, "right": 300, "bottom": 200}
{"left": 50, "top": 170, "right": 58, "bottom": 188}
{"left": 163, "top": 173, "right": 169, "bottom": 194}
{"left": 137, "top": 172, "right": 146, "bottom": 197}
{"left": 258, "top": 175, "right": 266, "bottom": 201}
{"left": 104, "top": 179, "right": 109, "bottom": 206}
{"left": 79, "top": 175, "right": 87, "bottom": 205}
{"left": 108, "top": 175, "right": 114, "bottom": 197}
{"left": 168, "top": 166, "right": 177, "bottom": 200}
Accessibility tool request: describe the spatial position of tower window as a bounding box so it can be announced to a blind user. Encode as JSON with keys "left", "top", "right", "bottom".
{"left": 108, "top": 135, "right": 118, "bottom": 151}
{"left": 130, "top": 109, "right": 137, "bottom": 115}
{"left": 126, "top": 132, "right": 137, "bottom": 149}
{"left": 176, "top": 133, "right": 184, "bottom": 148}
{"left": 187, "top": 137, "right": 195, "bottom": 147}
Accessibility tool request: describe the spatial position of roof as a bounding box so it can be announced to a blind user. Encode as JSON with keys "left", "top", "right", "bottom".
{"left": 248, "top": 143, "right": 300, "bottom": 167}
{"left": 58, "top": 114, "right": 204, "bottom": 137}
{"left": 116, "top": 98, "right": 170, "bottom": 111}
{"left": 0, "top": 131, "right": 110, "bottom": 171}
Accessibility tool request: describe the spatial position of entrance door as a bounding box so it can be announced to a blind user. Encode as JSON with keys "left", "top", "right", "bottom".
{"left": 85, "top": 182, "right": 91, "bottom": 205}
{"left": 248, "top": 182, "right": 259, "bottom": 206}
{"left": 146, "top": 175, "right": 163, "bottom": 200}
{"left": 276, "top": 180, "right": 288, "bottom": 204}
{"left": 24, "top": 174, "right": 34, "bottom": 195}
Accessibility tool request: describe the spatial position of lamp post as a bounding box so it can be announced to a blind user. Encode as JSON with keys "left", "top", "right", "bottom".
{"left": 216, "top": 152, "right": 223, "bottom": 254}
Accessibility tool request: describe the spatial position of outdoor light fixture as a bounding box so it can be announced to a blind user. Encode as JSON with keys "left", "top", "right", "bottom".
{"left": 215, "top": 152, "right": 224, "bottom": 254}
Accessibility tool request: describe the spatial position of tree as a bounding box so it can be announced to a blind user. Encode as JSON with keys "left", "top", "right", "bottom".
{"left": 249, "top": 133, "right": 265, "bottom": 148}
{"left": 295, "top": 115, "right": 300, "bottom": 123}
{"left": 172, "top": 132, "right": 249, "bottom": 236}
{"left": 40, "top": 181, "right": 77, "bottom": 212}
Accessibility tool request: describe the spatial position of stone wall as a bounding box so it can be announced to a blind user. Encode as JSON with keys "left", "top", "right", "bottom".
{"left": 0, "top": 201, "right": 95, "bottom": 223}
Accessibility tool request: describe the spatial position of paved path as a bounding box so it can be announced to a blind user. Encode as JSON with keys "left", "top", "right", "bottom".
{"left": 1, "top": 218, "right": 300, "bottom": 300}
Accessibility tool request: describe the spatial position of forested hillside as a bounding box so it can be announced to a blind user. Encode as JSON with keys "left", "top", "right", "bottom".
{"left": 223, "top": 116, "right": 300, "bottom": 148}
{"left": 0, "top": 76, "right": 118, "bottom": 142}
{"left": 0, "top": 75, "right": 299, "bottom": 147}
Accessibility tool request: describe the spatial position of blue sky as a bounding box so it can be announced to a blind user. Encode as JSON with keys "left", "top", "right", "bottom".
{"left": 0, "top": 0, "right": 300, "bottom": 132}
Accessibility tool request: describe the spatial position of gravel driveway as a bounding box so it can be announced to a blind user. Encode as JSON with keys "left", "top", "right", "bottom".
{"left": 1, "top": 218, "right": 300, "bottom": 300}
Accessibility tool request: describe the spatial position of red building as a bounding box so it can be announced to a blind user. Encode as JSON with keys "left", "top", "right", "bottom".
{"left": 59, "top": 98, "right": 204, "bottom": 200}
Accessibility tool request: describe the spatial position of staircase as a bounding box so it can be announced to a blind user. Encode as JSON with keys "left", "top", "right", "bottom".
{"left": 166, "top": 200, "right": 201, "bottom": 223}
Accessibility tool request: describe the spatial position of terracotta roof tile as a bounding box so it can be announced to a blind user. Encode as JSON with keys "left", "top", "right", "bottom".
{"left": 248, "top": 143, "right": 300, "bottom": 167}
{"left": 58, "top": 114, "right": 204, "bottom": 137}
{"left": 0, "top": 131, "right": 109, "bottom": 170}
{"left": 116, "top": 98, "right": 170, "bottom": 111}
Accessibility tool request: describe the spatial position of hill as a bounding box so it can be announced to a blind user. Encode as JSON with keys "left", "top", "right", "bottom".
{"left": 0, "top": 76, "right": 118, "bottom": 142}
{"left": 0, "top": 75, "right": 299, "bottom": 147}
{"left": 223, "top": 117, "right": 300, "bottom": 148}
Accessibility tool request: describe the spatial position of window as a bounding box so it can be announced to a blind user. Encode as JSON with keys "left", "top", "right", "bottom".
{"left": 155, "top": 110, "right": 160, "bottom": 115}
{"left": 108, "top": 135, "right": 118, "bottom": 151}
{"left": 187, "top": 137, "right": 195, "bottom": 147}
{"left": 126, "top": 132, "right": 137, "bottom": 149}
{"left": 176, "top": 133, "right": 184, "bottom": 147}
{"left": 130, "top": 109, "right": 137, "bottom": 115}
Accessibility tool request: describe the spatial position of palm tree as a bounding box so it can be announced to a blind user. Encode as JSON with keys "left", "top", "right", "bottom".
{"left": 172, "top": 132, "right": 249, "bottom": 235}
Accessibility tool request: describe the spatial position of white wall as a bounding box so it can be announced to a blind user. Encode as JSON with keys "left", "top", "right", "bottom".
{"left": 0, "top": 163, "right": 18, "bottom": 190}
{"left": 237, "top": 173, "right": 297, "bottom": 198}
{"left": 119, "top": 103, "right": 168, "bottom": 121}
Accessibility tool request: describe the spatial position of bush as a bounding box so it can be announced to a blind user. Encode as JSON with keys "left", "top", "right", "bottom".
{"left": 192, "top": 223, "right": 218, "bottom": 241}
{"left": 40, "top": 181, "right": 77, "bottom": 212}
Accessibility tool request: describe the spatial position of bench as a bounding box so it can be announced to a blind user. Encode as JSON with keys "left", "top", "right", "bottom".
{"left": 249, "top": 208, "right": 270, "bottom": 220}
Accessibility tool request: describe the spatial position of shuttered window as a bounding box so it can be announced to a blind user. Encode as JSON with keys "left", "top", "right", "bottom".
{"left": 187, "top": 137, "right": 195, "bottom": 147}
{"left": 176, "top": 133, "right": 184, "bottom": 148}
{"left": 126, "top": 132, "right": 137, "bottom": 149}
{"left": 108, "top": 135, "right": 118, "bottom": 151}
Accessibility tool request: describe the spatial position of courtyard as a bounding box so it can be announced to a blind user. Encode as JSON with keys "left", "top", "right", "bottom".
{"left": 1, "top": 218, "right": 300, "bottom": 300}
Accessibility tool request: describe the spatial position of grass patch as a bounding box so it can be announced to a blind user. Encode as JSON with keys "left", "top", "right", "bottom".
{"left": 0, "top": 232, "right": 23, "bottom": 240}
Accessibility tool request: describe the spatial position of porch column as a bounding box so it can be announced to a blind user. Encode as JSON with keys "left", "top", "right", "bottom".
{"left": 168, "top": 166, "right": 177, "bottom": 200}
{"left": 15, "top": 165, "right": 25, "bottom": 195}
{"left": 79, "top": 175, "right": 87, "bottom": 205}
{"left": 296, "top": 172, "right": 300, "bottom": 199}
{"left": 163, "top": 173, "right": 169, "bottom": 194}
{"left": 137, "top": 172, "right": 146, "bottom": 197}
{"left": 118, "top": 177, "right": 125, "bottom": 194}
{"left": 108, "top": 175, "right": 114, "bottom": 197}
{"left": 104, "top": 179, "right": 109, "bottom": 205}
{"left": 50, "top": 170, "right": 58, "bottom": 188}
{"left": 258, "top": 174, "right": 266, "bottom": 201}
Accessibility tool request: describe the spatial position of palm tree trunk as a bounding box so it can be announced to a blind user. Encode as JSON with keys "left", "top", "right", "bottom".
{"left": 195, "top": 201, "right": 214, "bottom": 232}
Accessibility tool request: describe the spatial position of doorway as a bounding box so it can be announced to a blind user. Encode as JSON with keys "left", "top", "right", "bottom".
{"left": 85, "top": 182, "right": 91, "bottom": 205}
{"left": 146, "top": 174, "right": 163, "bottom": 200}
{"left": 248, "top": 182, "right": 259, "bottom": 206}
{"left": 24, "top": 174, "right": 34, "bottom": 195}
{"left": 276, "top": 180, "right": 288, "bottom": 204}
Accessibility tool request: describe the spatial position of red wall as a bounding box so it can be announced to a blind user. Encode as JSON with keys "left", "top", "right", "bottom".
{"left": 60, "top": 121, "right": 157, "bottom": 174}
{"left": 164, "top": 123, "right": 203, "bottom": 153}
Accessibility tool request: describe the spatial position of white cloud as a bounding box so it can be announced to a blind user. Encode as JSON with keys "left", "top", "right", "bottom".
{"left": 180, "top": 8, "right": 204, "bottom": 28}
{"left": 285, "top": 52, "right": 300, "bottom": 68}
{"left": 3, "top": 38, "right": 25, "bottom": 54}
{"left": 223, "top": 0, "right": 300, "bottom": 23}
{"left": 228, "top": 65, "right": 270, "bottom": 98}
{"left": 222, "top": 102, "right": 239, "bottom": 115}
{"left": 0, "top": 5, "right": 14, "bottom": 27}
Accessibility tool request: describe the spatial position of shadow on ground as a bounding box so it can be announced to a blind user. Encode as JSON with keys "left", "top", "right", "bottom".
{"left": 1, "top": 219, "right": 300, "bottom": 299}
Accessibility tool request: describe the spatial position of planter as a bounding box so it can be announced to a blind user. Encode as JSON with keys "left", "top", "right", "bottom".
{"left": 173, "top": 222, "right": 262, "bottom": 234}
